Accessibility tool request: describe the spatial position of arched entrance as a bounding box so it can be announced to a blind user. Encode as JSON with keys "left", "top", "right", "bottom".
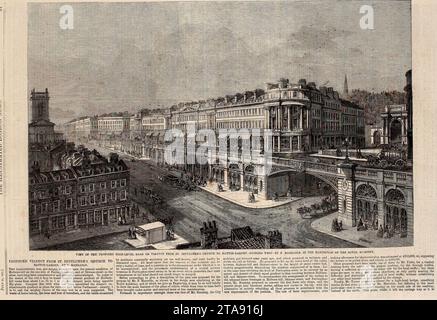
{"left": 390, "top": 119, "right": 402, "bottom": 144}
{"left": 385, "top": 189, "right": 408, "bottom": 236}
{"left": 356, "top": 184, "right": 378, "bottom": 229}
{"left": 267, "top": 170, "right": 337, "bottom": 200}
{"left": 373, "top": 131, "right": 381, "bottom": 146}
{"left": 228, "top": 164, "right": 240, "bottom": 190}
{"left": 243, "top": 165, "right": 258, "bottom": 193}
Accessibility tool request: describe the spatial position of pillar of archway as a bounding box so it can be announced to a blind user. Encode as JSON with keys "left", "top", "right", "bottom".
{"left": 337, "top": 161, "right": 357, "bottom": 227}
{"left": 223, "top": 167, "right": 228, "bottom": 186}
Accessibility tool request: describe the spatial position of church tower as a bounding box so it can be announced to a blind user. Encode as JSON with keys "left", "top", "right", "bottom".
{"left": 343, "top": 75, "right": 349, "bottom": 97}
{"left": 31, "top": 88, "right": 50, "bottom": 122}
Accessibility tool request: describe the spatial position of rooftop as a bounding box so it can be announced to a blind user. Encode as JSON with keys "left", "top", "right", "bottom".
{"left": 137, "top": 222, "right": 165, "bottom": 231}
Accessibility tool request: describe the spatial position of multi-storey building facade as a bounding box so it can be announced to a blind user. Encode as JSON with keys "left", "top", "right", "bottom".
{"left": 142, "top": 111, "right": 169, "bottom": 131}
{"left": 64, "top": 78, "right": 365, "bottom": 156}
{"left": 63, "top": 78, "right": 365, "bottom": 199}
{"left": 75, "top": 116, "right": 98, "bottom": 142}
{"left": 136, "top": 78, "right": 364, "bottom": 199}
{"left": 97, "top": 115, "right": 130, "bottom": 139}
{"left": 163, "top": 78, "right": 364, "bottom": 153}
{"left": 29, "top": 153, "right": 130, "bottom": 237}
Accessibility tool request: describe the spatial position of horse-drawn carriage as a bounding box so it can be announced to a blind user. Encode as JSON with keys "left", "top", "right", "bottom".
{"left": 297, "top": 196, "right": 337, "bottom": 219}
{"left": 140, "top": 186, "right": 163, "bottom": 205}
{"left": 365, "top": 144, "right": 408, "bottom": 170}
{"left": 159, "top": 171, "right": 197, "bottom": 191}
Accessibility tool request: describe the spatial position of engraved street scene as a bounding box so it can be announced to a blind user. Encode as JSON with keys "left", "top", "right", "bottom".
{"left": 28, "top": 1, "right": 413, "bottom": 250}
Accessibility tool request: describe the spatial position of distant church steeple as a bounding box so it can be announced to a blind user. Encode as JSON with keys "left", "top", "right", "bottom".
{"left": 343, "top": 74, "right": 349, "bottom": 96}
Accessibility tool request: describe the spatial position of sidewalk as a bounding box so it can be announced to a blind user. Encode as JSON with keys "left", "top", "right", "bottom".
{"left": 200, "top": 182, "right": 300, "bottom": 209}
{"left": 311, "top": 212, "right": 413, "bottom": 248}
{"left": 30, "top": 224, "right": 134, "bottom": 250}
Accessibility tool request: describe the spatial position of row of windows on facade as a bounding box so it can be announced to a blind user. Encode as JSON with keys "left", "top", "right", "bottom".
{"left": 174, "top": 114, "right": 208, "bottom": 122}
{"left": 30, "top": 206, "right": 129, "bottom": 231}
{"left": 99, "top": 124, "right": 124, "bottom": 130}
{"left": 142, "top": 104, "right": 360, "bottom": 124}
{"left": 142, "top": 119, "right": 165, "bottom": 124}
{"left": 68, "top": 104, "right": 363, "bottom": 134}
{"left": 30, "top": 179, "right": 127, "bottom": 199}
{"left": 79, "top": 179, "right": 127, "bottom": 193}
{"left": 143, "top": 125, "right": 166, "bottom": 131}
{"left": 30, "top": 190, "right": 127, "bottom": 215}
{"left": 216, "top": 108, "right": 263, "bottom": 118}
{"left": 171, "top": 110, "right": 360, "bottom": 128}
{"left": 266, "top": 90, "right": 304, "bottom": 100}
{"left": 216, "top": 120, "right": 265, "bottom": 129}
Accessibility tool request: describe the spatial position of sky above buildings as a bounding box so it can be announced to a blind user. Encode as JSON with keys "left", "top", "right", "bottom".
{"left": 28, "top": 1, "right": 411, "bottom": 124}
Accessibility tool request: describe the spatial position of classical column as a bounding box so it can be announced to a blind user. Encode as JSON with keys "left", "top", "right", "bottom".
{"left": 259, "top": 176, "right": 268, "bottom": 200}
{"left": 287, "top": 107, "right": 291, "bottom": 130}
{"left": 276, "top": 107, "right": 279, "bottom": 129}
{"left": 240, "top": 172, "right": 244, "bottom": 189}
{"left": 279, "top": 106, "right": 282, "bottom": 129}
{"left": 277, "top": 136, "right": 281, "bottom": 152}
{"left": 300, "top": 108, "right": 303, "bottom": 129}
{"left": 402, "top": 117, "right": 407, "bottom": 144}
{"left": 264, "top": 107, "right": 270, "bottom": 129}
{"left": 306, "top": 109, "right": 310, "bottom": 129}
{"left": 387, "top": 119, "right": 391, "bottom": 144}
{"left": 376, "top": 173, "right": 385, "bottom": 230}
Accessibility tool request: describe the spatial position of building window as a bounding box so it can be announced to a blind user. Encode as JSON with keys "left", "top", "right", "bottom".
{"left": 52, "top": 216, "right": 65, "bottom": 230}
{"left": 42, "top": 203, "right": 49, "bottom": 214}
{"left": 100, "top": 182, "right": 106, "bottom": 189}
{"left": 110, "top": 209, "right": 116, "bottom": 222}
{"left": 58, "top": 216, "right": 65, "bottom": 229}
{"left": 120, "top": 190, "right": 127, "bottom": 200}
{"left": 89, "top": 183, "right": 95, "bottom": 192}
{"left": 30, "top": 220, "right": 39, "bottom": 234}
{"left": 101, "top": 193, "right": 107, "bottom": 203}
{"left": 89, "top": 195, "right": 96, "bottom": 205}
{"left": 80, "top": 185, "right": 86, "bottom": 193}
{"left": 78, "top": 212, "right": 87, "bottom": 225}
{"left": 53, "top": 200, "right": 60, "bottom": 212}
{"left": 95, "top": 211, "right": 102, "bottom": 224}
{"left": 80, "top": 196, "right": 87, "bottom": 206}
{"left": 67, "top": 214, "right": 74, "bottom": 226}
{"left": 120, "top": 179, "right": 126, "bottom": 187}
{"left": 111, "top": 180, "right": 116, "bottom": 189}
{"left": 66, "top": 198, "right": 73, "bottom": 209}
{"left": 87, "top": 212, "right": 94, "bottom": 224}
